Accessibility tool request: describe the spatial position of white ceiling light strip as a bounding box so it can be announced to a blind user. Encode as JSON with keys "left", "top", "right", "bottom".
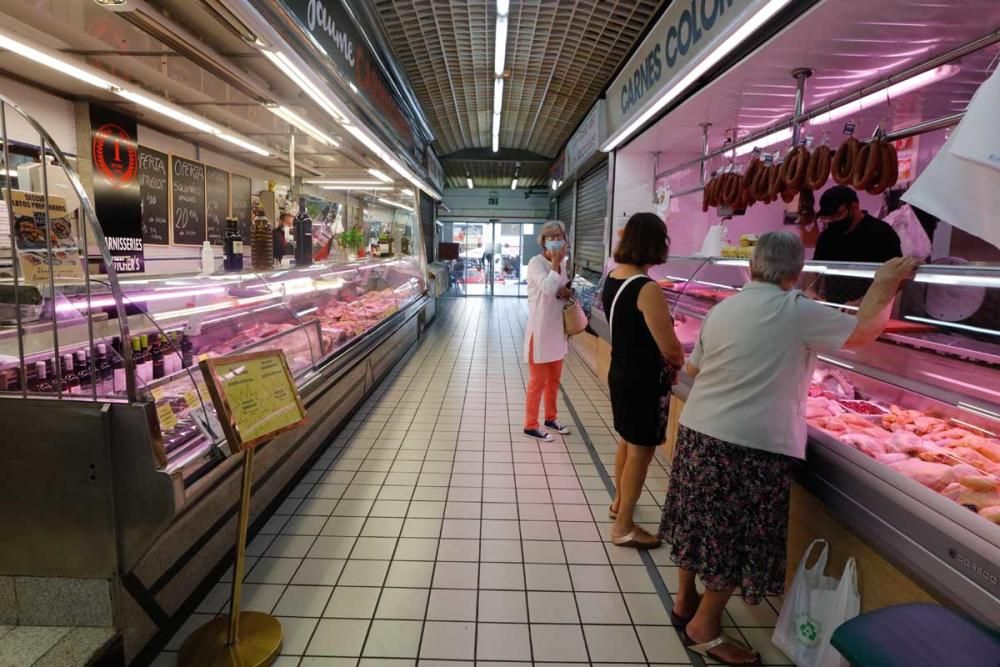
{"left": 367, "top": 168, "right": 393, "bottom": 183}
{"left": 0, "top": 29, "right": 271, "bottom": 156}
{"left": 376, "top": 197, "right": 414, "bottom": 212}
{"left": 492, "top": 0, "right": 509, "bottom": 153}
{"left": 304, "top": 179, "right": 384, "bottom": 186}
{"left": 269, "top": 105, "right": 339, "bottom": 146}
{"left": 603, "top": 0, "right": 797, "bottom": 152}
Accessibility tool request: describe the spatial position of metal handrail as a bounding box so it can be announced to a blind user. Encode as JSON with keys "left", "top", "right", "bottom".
{"left": 1, "top": 94, "right": 136, "bottom": 401}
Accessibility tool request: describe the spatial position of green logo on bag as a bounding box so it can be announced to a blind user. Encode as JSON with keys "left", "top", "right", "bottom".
{"left": 795, "top": 613, "right": 821, "bottom": 646}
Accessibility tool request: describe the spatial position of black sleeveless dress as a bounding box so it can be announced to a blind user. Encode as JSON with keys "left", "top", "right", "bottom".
{"left": 602, "top": 275, "right": 672, "bottom": 446}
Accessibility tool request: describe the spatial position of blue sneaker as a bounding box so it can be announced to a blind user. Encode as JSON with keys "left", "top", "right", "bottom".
{"left": 524, "top": 427, "right": 554, "bottom": 442}
{"left": 545, "top": 419, "right": 570, "bottom": 435}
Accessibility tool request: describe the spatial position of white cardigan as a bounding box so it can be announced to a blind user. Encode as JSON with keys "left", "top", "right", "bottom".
{"left": 523, "top": 254, "right": 569, "bottom": 364}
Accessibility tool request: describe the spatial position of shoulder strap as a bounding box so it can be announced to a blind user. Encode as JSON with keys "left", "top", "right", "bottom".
{"left": 609, "top": 274, "right": 647, "bottom": 343}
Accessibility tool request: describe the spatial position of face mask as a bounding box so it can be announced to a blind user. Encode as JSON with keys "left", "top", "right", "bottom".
{"left": 545, "top": 239, "right": 565, "bottom": 252}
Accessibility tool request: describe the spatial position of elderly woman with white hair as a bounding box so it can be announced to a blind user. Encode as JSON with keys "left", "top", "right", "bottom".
{"left": 522, "top": 220, "right": 573, "bottom": 442}
{"left": 659, "top": 231, "right": 919, "bottom": 666}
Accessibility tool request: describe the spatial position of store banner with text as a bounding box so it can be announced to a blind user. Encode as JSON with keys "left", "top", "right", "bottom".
{"left": 9, "top": 189, "right": 84, "bottom": 284}
{"left": 90, "top": 104, "right": 144, "bottom": 273}
{"left": 606, "top": 0, "right": 764, "bottom": 138}
{"left": 279, "top": 0, "right": 419, "bottom": 153}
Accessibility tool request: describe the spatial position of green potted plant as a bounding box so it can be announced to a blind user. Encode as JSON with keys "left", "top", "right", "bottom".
{"left": 338, "top": 227, "right": 365, "bottom": 258}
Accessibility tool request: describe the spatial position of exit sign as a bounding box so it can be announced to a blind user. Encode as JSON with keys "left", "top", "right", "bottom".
{"left": 488, "top": 196, "right": 499, "bottom": 206}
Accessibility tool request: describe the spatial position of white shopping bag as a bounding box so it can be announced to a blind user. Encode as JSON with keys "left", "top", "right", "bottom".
{"left": 773, "top": 540, "right": 860, "bottom": 667}
{"left": 884, "top": 204, "right": 932, "bottom": 259}
{"left": 949, "top": 66, "right": 1000, "bottom": 173}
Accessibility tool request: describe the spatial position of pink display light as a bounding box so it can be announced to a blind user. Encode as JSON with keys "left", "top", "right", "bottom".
{"left": 55, "top": 286, "right": 227, "bottom": 313}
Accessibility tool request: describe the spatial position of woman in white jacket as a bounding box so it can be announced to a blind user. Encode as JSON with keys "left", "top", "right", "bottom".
{"left": 523, "top": 220, "right": 572, "bottom": 442}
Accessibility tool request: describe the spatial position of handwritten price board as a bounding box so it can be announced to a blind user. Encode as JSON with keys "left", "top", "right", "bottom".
{"left": 206, "top": 166, "right": 230, "bottom": 246}
{"left": 199, "top": 350, "right": 306, "bottom": 453}
{"left": 139, "top": 146, "right": 169, "bottom": 245}
{"left": 171, "top": 156, "right": 206, "bottom": 246}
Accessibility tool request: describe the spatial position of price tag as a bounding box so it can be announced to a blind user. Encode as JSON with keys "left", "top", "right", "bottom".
{"left": 157, "top": 402, "right": 178, "bottom": 431}
{"left": 763, "top": 153, "right": 774, "bottom": 165}
{"left": 182, "top": 390, "right": 200, "bottom": 410}
{"left": 151, "top": 386, "right": 166, "bottom": 401}
{"left": 751, "top": 147, "right": 762, "bottom": 159}
{"left": 843, "top": 122, "right": 856, "bottom": 136}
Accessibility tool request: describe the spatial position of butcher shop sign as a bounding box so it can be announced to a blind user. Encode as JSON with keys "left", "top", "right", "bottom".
{"left": 606, "top": 0, "right": 770, "bottom": 144}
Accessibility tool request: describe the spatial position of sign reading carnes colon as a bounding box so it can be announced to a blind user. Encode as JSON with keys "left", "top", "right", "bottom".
{"left": 607, "top": 0, "right": 756, "bottom": 136}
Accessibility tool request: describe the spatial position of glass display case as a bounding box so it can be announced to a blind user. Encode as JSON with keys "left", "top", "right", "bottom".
{"left": 589, "top": 256, "right": 1000, "bottom": 622}
{"left": 0, "top": 254, "right": 426, "bottom": 482}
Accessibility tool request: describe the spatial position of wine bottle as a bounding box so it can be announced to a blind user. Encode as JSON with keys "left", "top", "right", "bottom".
{"left": 30, "top": 361, "right": 53, "bottom": 393}
{"left": 61, "top": 352, "right": 81, "bottom": 394}
{"left": 75, "top": 350, "right": 92, "bottom": 393}
{"left": 152, "top": 336, "right": 165, "bottom": 380}
{"left": 95, "top": 343, "right": 112, "bottom": 394}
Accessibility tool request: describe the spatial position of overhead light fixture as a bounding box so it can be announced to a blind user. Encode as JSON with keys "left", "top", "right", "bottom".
{"left": 0, "top": 30, "right": 270, "bottom": 156}
{"left": 510, "top": 178, "right": 518, "bottom": 190}
{"left": 551, "top": 179, "right": 557, "bottom": 190}
{"left": 602, "top": 0, "right": 798, "bottom": 152}
{"left": 401, "top": 188, "right": 414, "bottom": 196}
{"left": 733, "top": 127, "right": 793, "bottom": 157}
{"left": 491, "top": 0, "right": 509, "bottom": 154}
{"left": 376, "top": 197, "right": 414, "bottom": 212}
{"left": 467, "top": 177, "right": 474, "bottom": 189}
{"left": 494, "top": 15, "right": 508, "bottom": 76}
{"left": 320, "top": 185, "right": 393, "bottom": 191}
{"left": 367, "top": 168, "right": 393, "bottom": 183}
{"left": 305, "top": 179, "right": 383, "bottom": 185}
{"left": 810, "top": 64, "right": 961, "bottom": 127}
{"left": 270, "top": 106, "right": 338, "bottom": 146}
{"left": 263, "top": 50, "right": 350, "bottom": 125}
{"left": 493, "top": 79, "right": 504, "bottom": 115}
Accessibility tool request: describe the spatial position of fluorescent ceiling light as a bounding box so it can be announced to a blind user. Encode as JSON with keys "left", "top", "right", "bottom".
{"left": 603, "top": 0, "right": 797, "bottom": 151}
{"left": 810, "top": 64, "right": 961, "bottom": 127}
{"left": 305, "top": 179, "right": 383, "bottom": 185}
{"left": 401, "top": 188, "right": 414, "bottom": 196}
{"left": 367, "top": 168, "right": 393, "bottom": 183}
{"left": 494, "top": 14, "right": 508, "bottom": 76}
{"left": 376, "top": 197, "right": 414, "bottom": 212}
{"left": 733, "top": 127, "right": 793, "bottom": 156}
{"left": 321, "top": 185, "right": 392, "bottom": 191}
{"left": 116, "top": 89, "right": 218, "bottom": 135}
{"left": 216, "top": 132, "right": 271, "bottom": 157}
{"left": 263, "top": 50, "right": 349, "bottom": 125}
{"left": 497, "top": 0, "right": 510, "bottom": 15}
{"left": 510, "top": 178, "right": 518, "bottom": 190}
{"left": 270, "top": 106, "right": 338, "bottom": 146}
{"left": 492, "top": 135, "right": 500, "bottom": 153}
{"left": 0, "top": 34, "right": 114, "bottom": 90}
{"left": 467, "top": 177, "right": 474, "bottom": 189}
{"left": 493, "top": 79, "right": 504, "bottom": 114}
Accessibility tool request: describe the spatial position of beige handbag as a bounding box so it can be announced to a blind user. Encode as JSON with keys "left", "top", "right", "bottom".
{"left": 563, "top": 298, "right": 588, "bottom": 336}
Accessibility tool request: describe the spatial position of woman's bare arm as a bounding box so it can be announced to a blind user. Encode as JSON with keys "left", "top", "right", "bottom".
{"left": 637, "top": 281, "right": 685, "bottom": 367}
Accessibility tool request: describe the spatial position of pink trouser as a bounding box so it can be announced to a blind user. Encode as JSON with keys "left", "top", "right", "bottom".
{"left": 524, "top": 338, "right": 563, "bottom": 429}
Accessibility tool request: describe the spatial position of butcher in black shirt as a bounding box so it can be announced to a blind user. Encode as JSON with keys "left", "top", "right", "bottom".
{"left": 813, "top": 186, "right": 902, "bottom": 303}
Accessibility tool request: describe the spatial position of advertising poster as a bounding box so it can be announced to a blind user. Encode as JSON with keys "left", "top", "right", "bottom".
{"left": 9, "top": 189, "right": 84, "bottom": 284}
{"left": 138, "top": 146, "right": 169, "bottom": 245}
{"left": 90, "top": 104, "right": 145, "bottom": 273}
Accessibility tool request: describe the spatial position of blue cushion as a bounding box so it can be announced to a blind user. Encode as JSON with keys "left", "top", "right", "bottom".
{"left": 830, "top": 603, "right": 1000, "bottom": 667}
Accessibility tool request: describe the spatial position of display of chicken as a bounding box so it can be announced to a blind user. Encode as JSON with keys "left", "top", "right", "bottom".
{"left": 807, "top": 390, "right": 1000, "bottom": 523}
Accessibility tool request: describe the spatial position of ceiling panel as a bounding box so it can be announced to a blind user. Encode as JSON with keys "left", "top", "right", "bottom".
{"left": 443, "top": 159, "right": 550, "bottom": 189}
{"left": 375, "top": 0, "right": 663, "bottom": 174}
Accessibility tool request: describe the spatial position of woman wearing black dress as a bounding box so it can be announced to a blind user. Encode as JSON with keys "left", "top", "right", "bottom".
{"left": 601, "top": 212, "right": 684, "bottom": 549}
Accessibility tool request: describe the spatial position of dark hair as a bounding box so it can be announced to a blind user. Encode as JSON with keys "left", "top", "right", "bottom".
{"left": 613, "top": 212, "right": 669, "bottom": 266}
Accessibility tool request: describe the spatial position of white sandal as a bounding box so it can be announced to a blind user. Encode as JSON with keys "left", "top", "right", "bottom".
{"left": 610, "top": 525, "right": 661, "bottom": 549}
{"left": 683, "top": 631, "right": 761, "bottom": 666}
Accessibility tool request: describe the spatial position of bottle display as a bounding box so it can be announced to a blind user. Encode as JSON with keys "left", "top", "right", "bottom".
{"left": 95, "top": 343, "right": 112, "bottom": 394}
{"left": 152, "top": 336, "right": 165, "bottom": 380}
{"left": 30, "top": 361, "right": 53, "bottom": 393}
{"left": 75, "top": 350, "right": 92, "bottom": 393}
{"left": 132, "top": 337, "right": 147, "bottom": 384}
{"left": 200, "top": 241, "right": 215, "bottom": 275}
{"left": 251, "top": 211, "right": 273, "bottom": 271}
{"left": 61, "top": 353, "right": 80, "bottom": 394}
{"left": 223, "top": 217, "right": 244, "bottom": 272}
{"left": 180, "top": 334, "right": 193, "bottom": 369}
{"left": 112, "top": 346, "right": 126, "bottom": 394}
{"left": 293, "top": 209, "right": 312, "bottom": 267}
{"left": 378, "top": 230, "right": 393, "bottom": 256}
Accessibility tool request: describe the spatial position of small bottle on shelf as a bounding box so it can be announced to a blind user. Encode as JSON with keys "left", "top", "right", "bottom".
{"left": 112, "top": 348, "right": 126, "bottom": 394}
{"left": 132, "top": 337, "right": 147, "bottom": 384}
{"left": 180, "top": 334, "right": 194, "bottom": 369}
{"left": 75, "top": 350, "right": 92, "bottom": 393}
{"left": 224, "top": 217, "right": 244, "bottom": 272}
{"left": 61, "top": 353, "right": 81, "bottom": 394}
{"left": 95, "top": 343, "right": 112, "bottom": 394}
{"left": 200, "top": 241, "right": 215, "bottom": 275}
{"left": 152, "top": 336, "right": 165, "bottom": 380}
{"left": 251, "top": 211, "right": 273, "bottom": 271}
{"left": 30, "top": 361, "right": 53, "bottom": 393}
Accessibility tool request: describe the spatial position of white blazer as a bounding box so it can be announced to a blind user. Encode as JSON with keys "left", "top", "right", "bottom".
{"left": 523, "top": 254, "right": 569, "bottom": 364}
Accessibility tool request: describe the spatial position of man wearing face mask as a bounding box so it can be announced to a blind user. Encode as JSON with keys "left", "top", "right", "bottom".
{"left": 813, "top": 186, "right": 902, "bottom": 303}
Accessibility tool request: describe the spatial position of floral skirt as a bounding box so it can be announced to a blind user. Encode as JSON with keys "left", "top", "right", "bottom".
{"left": 659, "top": 426, "right": 792, "bottom": 605}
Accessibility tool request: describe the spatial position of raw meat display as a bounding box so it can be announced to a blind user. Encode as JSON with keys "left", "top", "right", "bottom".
{"left": 807, "top": 389, "right": 1000, "bottom": 520}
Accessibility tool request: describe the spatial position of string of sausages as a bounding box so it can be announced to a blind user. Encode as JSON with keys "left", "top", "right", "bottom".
{"left": 702, "top": 138, "right": 898, "bottom": 212}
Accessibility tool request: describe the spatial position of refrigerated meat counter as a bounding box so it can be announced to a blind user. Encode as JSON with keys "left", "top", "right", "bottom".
{"left": 589, "top": 256, "right": 1000, "bottom": 626}
{"left": 0, "top": 251, "right": 430, "bottom": 660}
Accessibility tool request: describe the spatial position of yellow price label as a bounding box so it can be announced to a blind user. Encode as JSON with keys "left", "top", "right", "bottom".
{"left": 209, "top": 352, "right": 304, "bottom": 447}
{"left": 182, "top": 390, "right": 200, "bottom": 410}
{"left": 151, "top": 386, "right": 166, "bottom": 401}
{"left": 156, "top": 402, "right": 178, "bottom": 431}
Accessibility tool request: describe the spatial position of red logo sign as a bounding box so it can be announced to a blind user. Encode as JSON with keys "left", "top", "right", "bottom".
{"left": 93, "top": 123, "right": 138, "bottom": 188}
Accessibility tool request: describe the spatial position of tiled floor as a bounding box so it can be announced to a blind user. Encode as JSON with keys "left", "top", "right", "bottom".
{"left": 154, "top": 298, "right": 789, "bottom": 666}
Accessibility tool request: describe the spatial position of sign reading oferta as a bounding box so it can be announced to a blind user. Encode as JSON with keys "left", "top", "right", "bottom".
{"left": 605, "top": 0, "right": 766, "bottom": 142}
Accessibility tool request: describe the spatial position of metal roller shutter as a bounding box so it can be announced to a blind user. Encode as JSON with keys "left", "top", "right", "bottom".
{"left": 573, "top": 160, "right": 608, "bottom": 273}
{"left": 419, "top": 192, "right": 434, "bottom": 261}
{"left": 557, "top": 192, "right": 574, "bottom": 226}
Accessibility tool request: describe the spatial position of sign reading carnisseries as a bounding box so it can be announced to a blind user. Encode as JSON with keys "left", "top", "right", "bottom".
{"left": 565, "top": 100, "right": 607, "bottom": 177}
{"left": 605, "top": 0, "right": 762, "bottom": 142}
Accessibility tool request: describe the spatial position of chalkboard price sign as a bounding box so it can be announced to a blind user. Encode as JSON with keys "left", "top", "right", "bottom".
{"left": 138, "top": 147, "right": 169, "bottom": 245}
{"left": 230, "top": 174, "right": 252, "bottom": 243}
{"left": 206, "top": 166, "right": 230, "bottom": 246}
{"left": 171, "top": 156, "right": 206, "bottom": 245}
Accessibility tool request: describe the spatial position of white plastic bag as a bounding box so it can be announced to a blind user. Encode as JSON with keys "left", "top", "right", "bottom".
{"left": 773, "top": 540, "right": 860, "bottom": 667}
{"left": 884, "top": 204, "right": 932, "bottom": 259}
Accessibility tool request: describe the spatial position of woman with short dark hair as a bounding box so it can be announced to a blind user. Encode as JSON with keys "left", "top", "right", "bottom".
{"left": 602, "top": 212, "right": 684, "bottom": 549}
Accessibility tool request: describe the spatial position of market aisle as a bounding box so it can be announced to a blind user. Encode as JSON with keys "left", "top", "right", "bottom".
{"left": 154, "top": 298, "right": 788, "bottom": 666}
